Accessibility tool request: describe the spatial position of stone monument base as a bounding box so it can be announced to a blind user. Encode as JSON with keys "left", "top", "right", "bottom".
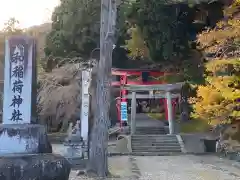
{"left": 0, "top": 124, "right": 52, "bottom": 154}
{"left": 0, "top": 153, "right": 71, "bottom": 180}
{"left": 0, "top": 124, "right": 71, "bottom": 180}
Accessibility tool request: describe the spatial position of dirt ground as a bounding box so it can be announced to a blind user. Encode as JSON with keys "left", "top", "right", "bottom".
{"left": 69, "top": 155, "right": 240, "bottom": 180}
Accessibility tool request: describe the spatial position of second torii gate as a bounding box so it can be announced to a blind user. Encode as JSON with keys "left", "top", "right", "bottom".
{"left": 111, "top": 68, "right": 179, "bottom": 124}
{"left": 123, "top": 83, "right": 184, "bottom": 135}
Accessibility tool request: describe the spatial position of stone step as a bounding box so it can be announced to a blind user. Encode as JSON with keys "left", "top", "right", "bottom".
{"left": 132, "top": 142, "right": 180, "bottom": 146}
{"left": 132, "top": 137, "right": 178, "bottom": 140}
{"left": 135, "top": 127, "right": 165, "bottom": 132}
{"left": 136, "top": 129, "right": 165, "bottom": 132}
{"left": 132, "top": 136, "right": 178, "bottom": 140}
{"left": 135, "top": 128, "right": 165, "bottom": 133}
{"left": 132, "top": 144, "right": 180, "bottom": 147}
{"left": 135, "top": 128, "right": 165, "bottom": 131}
{"left": 132, "top": 135, "right": 177, "bottom": 137}
{"left": 132, "top": 145, "right": 180, "bottom": 150}
{"left": 131, "top": 142, "right": 180, "bottom": 147}
{"left": 132, "top": 140, "right": 178, "bottom": 143}
{"left": 133, "top": 148, "right": 179, "bottom": 153}
{"left": 132, "top": 149, "right": 181, "bottom": 152}
{"left": 135, "top": 127, "right": 165, "bottom": 129}
{"left": 132, "top": 146, "right": 181, "bottom": 149}
{"left": 135, "top": 132, "right": 166, "bottom": 135}
{"left": 129, "top": 152, "right": 182, "bottom": 156}
{"left": 136, "top": 129, "right": 165, "bottom": 131}
{"left": 132, "top": 141, "right": 179, "bottom": 145}
{"left": 132, "top": 138, "right": 177, "bottom": 141}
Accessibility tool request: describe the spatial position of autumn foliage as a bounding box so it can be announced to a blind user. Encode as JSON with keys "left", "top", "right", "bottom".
{"left": 191, "top": 1, "right": 240, "bottom": 125}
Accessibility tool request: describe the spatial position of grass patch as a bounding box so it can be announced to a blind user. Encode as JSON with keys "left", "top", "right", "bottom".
{"left": 148, "top": 113, "right": 210, "bottom": 133}
{"left": 147, "top": 113, "right": 181, "bottom": 121}
{"left": 180, "top": 118, "right": 210, "bottom": 133}
{"left": 147, "top": 113, "right": 165, "bottom": 120}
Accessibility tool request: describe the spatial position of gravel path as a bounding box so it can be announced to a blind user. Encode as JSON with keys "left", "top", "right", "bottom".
{"left": 137, "top": 155, "right": 240, "bottom": 180}
{"left": 69, "top": 155, "right": 240, "bottom": 180}
{"left": 69, "top": 156, "right": 132, "bottom": 180}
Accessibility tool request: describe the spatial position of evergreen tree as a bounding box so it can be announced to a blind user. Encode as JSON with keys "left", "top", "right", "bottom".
{"left": 125, "top": 0, "right": 195, "bottom": 62}
{"left": 44, "top": 0, "right": 101, "bottom": 59}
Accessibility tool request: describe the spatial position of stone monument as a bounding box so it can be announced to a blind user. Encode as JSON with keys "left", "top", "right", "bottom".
{"left": 0, "top": 36, "right": 70, "bottom": 180}
{"left": 62, "top": 70, "right": 91, "bottom": 161}
{"left": 81, "top": 70, "right": 90, "bottom": 141}
{"left": 64, "top": 120, "right": 84, "bottom": 159}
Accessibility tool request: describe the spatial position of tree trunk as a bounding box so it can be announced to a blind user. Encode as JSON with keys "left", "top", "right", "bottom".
{"left": 87, "top": 0, "right": 116, "bottom": 177}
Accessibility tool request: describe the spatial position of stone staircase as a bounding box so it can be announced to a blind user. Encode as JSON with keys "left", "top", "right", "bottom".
{"left": 131, "top": 134, "right": 182, "bottom": 155}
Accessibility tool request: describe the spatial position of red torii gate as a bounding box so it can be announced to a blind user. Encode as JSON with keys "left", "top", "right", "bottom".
{"left": 111, "top": 68, "right": 178, "bottom": 125}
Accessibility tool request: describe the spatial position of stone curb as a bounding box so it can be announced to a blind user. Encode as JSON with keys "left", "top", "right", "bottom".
{"left": 176, "top": 134, "right": 187, "bottom": 153}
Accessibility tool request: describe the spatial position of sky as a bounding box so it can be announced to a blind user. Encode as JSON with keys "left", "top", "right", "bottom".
{"left": 0, "top": 0, "right": 60, "bottom": 29}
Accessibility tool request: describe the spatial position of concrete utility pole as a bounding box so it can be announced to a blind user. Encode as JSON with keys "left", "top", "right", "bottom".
{"left": 88, "top": 0, "right": 117, "bottom": 177}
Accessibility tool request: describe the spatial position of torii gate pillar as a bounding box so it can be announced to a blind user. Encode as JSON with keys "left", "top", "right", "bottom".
{"left": 166, "top": 91, "right": 174, "bottom": 134}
